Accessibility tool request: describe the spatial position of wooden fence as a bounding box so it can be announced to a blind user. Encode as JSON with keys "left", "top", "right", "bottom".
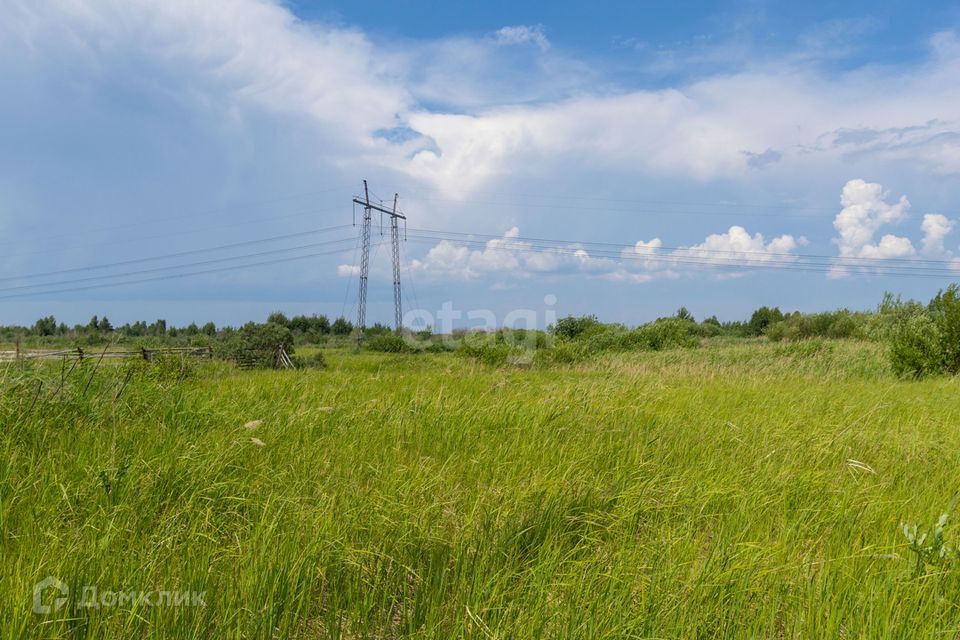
{"left": 0, "top": 346, "right": 214, "bottom": 363}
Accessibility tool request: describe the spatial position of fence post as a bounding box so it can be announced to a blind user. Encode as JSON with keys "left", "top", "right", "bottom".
{"left": 15, "top": 336, "right": 20, "bottom": 360}
{"left": 207, "top": 345, "right": 213, "bottom": 360}
{"left": 77, "top": 347, "right": 84, "bottom": 362}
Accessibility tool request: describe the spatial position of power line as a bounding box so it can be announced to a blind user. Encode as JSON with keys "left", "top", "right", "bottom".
{"left": 402, "top": 235, "right": 960, "bottom": 280}
{"left": 396, "top": 195, "right": 934, "bottom": 221}
{"left": 0, "top": 224, "right": 353, "bottom": 283}
{"left": 386, "top": 184, "right": 851, "bottom": 211}
{"left": 339, "top": 227, "right": 363, "bottom": 323}
{"left": 402, "top": 233, "right": 937, "bottom": 273}
{"left": 0, "top": 243, "right": 377, "bottom": 300}
{"left": 408, "top": 228, "right": 960, "bottom": 267}
{"left": 0, "top": 236, "right": 358, "bottom": 295}
{"left": 4, "top": 184, "right": 353, "bottom": 248}
{"left": 402, "top": 236, "right": 957, "bottom": 279}
{"left": 0, "top": 205, "right": 350, "bottom": 260}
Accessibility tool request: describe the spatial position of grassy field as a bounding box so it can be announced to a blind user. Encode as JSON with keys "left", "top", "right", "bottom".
{"left": 5, "top": 339, "right": 960, "bottom": 637}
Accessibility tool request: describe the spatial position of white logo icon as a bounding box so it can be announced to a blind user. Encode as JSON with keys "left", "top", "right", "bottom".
{"left": 33, "top": 576, "right": 69, "bottom": 615}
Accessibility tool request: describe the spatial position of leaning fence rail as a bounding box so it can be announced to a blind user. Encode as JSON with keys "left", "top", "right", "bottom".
{"left": 0, "top": 346, "right": 214, "bottom": 362}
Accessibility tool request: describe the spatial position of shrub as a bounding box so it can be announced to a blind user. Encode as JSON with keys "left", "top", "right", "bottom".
{"left": 575, "top": 318, "right": 699, "bottom": 354}
{"left": 827, "top": 311, "right": 861, "bottom": 339}
{"left": 497, "top": 328, "right": 549, "bottom": 349}
{"left": 636, "top": 318, "right": 700, "bottom": 350}
{"left": 890, "top": 311, "right": 943, "bottom": 378}
{"left": 331, "top": 317, "right": 353, "bottom": 336}
{"left": 929, "top": 285, "right": 960, "bottom": 373}
{"left": 695, "top": 320, "right": 722, "bottom": 338}
{"left": 764, "top": 310, "right": 866, "bottom": 342}
{"left": 290, "top": 351, "right": 327, "bottom": 369}
{"left": 219, "top": 322, "right": 295, "bottom": 368}
{"left": 533, "top": 341, "right": 586, "bottom": 366}
{"left": 123, "top": 352, "right": 197, "bottom": 382}
{"left": 425, "top": 340, "right": 456, "bottom": 353}
{"left": 365, "top": 333, "right": 413, "bottom": 353}
{"left": 864, "top": 293, "right": 924, "bottom": 340}
{"left": 289, "top": 314, "right": 330, "bottom": 335}
{"left": 365, "top": 323, "right": 392, "bottom": 337}
{"left": 552, "top": 315, "right": 601, "bottom": 340}
{"left": 765, "top": 321, "right": 786, "bottom": 342}
{"left": 457, "top": 340, "right": 519, "bottom": 366}
{"left": 884, "top": 284, "right": 960, "bottom": 378}
{"left": 266, "top": 311, "right": 290, "bottom": 327}
{"left": 748, "top": 306, "right": 784, "bottom": 336}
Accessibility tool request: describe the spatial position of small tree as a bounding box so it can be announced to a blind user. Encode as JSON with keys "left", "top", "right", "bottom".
{"left": 267, "top": 311, "right": 290, "bottom": 328}
{"left": 748, "top": 306, "right": 784, "bottom": 336}
{"left": 149, "top": 319, "right": 167, "bottom": 336}
{"left": 315, "top": 315, "right": 331, "bottom": 334}
{"left": 32, "top": 315, "right": 57, "bottom": 336}
{"left": 366, "top": 322, "right": 391, "bottom": 337}
{"left": 331, "top": 317, "right": 353, "bottom": 336}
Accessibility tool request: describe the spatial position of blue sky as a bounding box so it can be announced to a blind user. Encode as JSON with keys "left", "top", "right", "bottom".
{"left": 1, "top": 0, "right": 960, "bottom": 328}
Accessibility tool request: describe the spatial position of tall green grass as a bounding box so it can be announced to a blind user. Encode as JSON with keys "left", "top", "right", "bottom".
{"left": 4, "top": 341, "right": 960, "bottom": 637}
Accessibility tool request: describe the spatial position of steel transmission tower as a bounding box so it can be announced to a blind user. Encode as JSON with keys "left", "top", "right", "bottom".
{"left": 356, "top": 181, "right": 372, "bottom": 345}
{"left": 353, "top": 181, "right": 406, "bottom": 344}
{"left": 389, "top": 194, "right": 403, "bottom": 331}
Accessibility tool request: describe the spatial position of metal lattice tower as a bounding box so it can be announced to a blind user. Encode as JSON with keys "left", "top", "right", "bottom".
{"left": 356, "top": 181, "right": 372, "bottom": 345}
{"left": 353, "top": 182, "right": 406, "bottom": 344}
{"left": 389, "top": 194, "right": 402, "bottom": 332}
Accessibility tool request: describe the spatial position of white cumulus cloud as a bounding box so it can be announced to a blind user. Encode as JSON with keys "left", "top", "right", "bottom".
{"left": 830, "top": 179, "right": 912, "bottom": 276}
{"left": 920, "top": 213, "right": 954, "bottom": 256}
{"left": 409, "top": 225, "right": 804, "bottom": 283}
{"left": 493, "top": 25, "right": 550, "bottom": 50}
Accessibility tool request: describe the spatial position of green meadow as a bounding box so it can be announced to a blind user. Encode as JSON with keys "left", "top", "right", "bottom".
{"left": 5, "top": 339, "right": 960, "bottom": 638}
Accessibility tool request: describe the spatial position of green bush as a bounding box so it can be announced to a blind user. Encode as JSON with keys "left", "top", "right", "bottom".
{"left": 572, "top": 318, "right": 699, "bottom": 354}
{"left": 929, "top": 285, "right": 960, "bottom": 373}
{"left": 637, "top": 318, "right": 701, "bottom": 350}
{"left": 890, "top": 311, "right": 943, "bottom": 378}
{"left": 764, "top": 310, "right": 867, "bottom": 342}
{"left": 219, "top": 322, "right": 295, "bottom": 368}
{"left": 456, "top": 336, "right": 524, "bottom": 365}
{"left": 694, "top": 320, "right": 722, "bottom": 338}
{"left": 365, "top": 323, "right": 393, "bottom": 338}
{"left": 748, "top": 306, "right": 784, "bottom": 336}
{"left": 884, "top": 284, "right": 960, "bottom": 378}
{"left": 533, "top": 341, "right": 586, "bottom": 366}
{"left": 331, "top": 317, "right": 353, "bottom": 336}
{"left": 364, "top": 333, "right": 414, "bottom": 353}
{"left": 290, "top": 351, "right": 327, "bottom": 369}
{"left": 121, "top": 352, "right": 197, "bottom": 383}
{"left": 552, "top": 315, "right": 602, "bottom": 340}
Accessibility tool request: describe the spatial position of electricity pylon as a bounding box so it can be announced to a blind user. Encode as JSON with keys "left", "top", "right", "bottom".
{"left": 353, "top": 181, "right": 406, "bottom": 344}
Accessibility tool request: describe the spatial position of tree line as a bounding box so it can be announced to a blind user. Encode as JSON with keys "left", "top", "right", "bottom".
{"left": 1, "top": 312, "right": 356, "bottom": 344}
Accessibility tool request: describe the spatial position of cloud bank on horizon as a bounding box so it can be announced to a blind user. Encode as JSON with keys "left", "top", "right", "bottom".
{"left": 1, "top": 0, "right": 960, "bottom": 323}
